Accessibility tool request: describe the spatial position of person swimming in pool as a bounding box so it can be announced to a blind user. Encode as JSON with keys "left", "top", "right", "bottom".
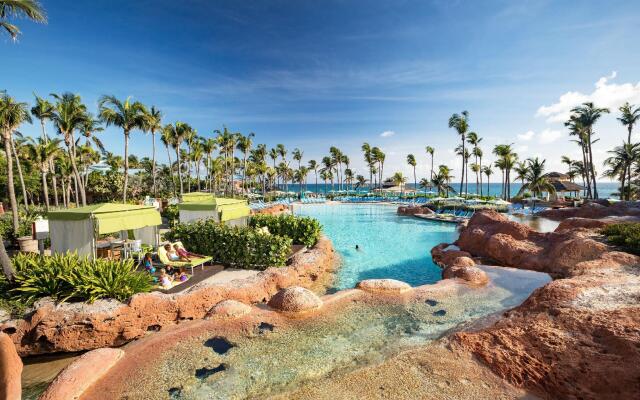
{"left": 355, "top": 245, "right": 361, "bottom": 251}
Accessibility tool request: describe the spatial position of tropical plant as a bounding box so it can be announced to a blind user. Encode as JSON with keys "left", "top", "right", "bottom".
{"left": 448, "top": 111, "right": 470, "bottom": 193}
{"left": 483, "top": 165, "right": 493, "bottom": 196}
{"left": 31, "top": 94, "right": 59, "bottom": 206}
{"left": 142, "top": 106, "right": 163, "bottom": 196}
{"left": 407, "top": 154, "right": 417, "bottom": 193}
{"left": 618, "top": 102, "right": 640, "bottom": 145}
{"left": 516, "top": 157, "right": 555, "bottom": 200}
{"left": 25, "top": 137, "right": 62, "bottom": 210}
{"left": 250, "top": 214, "right": 321, "bottom": 247}
{"left": 98, "top": 95, "right": 148, "bottom": 202}
{"left": 601, "top": 223, "right": 640, "bottom": 255}
{"left": 166, "top": 220, "right": 292, "bottom": 269}
{"left": 425, "top": 146, "right": 435, "bottom": 179}
{"left": 0, "top": 0, "right": 46, "bottom": 40}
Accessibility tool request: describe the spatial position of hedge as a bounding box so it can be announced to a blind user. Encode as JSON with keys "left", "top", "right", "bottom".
{"left": 165, "top": 219, "right": 292, "bottom": 269}
{"left": 250, "top": 214, "right": 321, "bottom": 247}
{"left": 10, "top": 253, "right": 154, "bottom": 304}
{"left": 601, "top": 223, "right": 640, "bottom": 254}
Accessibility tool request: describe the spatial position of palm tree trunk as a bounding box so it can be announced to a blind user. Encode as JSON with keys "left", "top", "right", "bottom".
{"left": 587, "top": 134, "right": 598, "bottom": 198}
{"left": 165, "top": 145, "right": 176, "bottom": 197}
{"left": 52, "top": 173, "right": 59, "bottom": 207}
{"left": 122, "top": 131, "right": 130, "bottom": 202}
{"left": 11, "top": 138, "right": 28, "bottom": 208}
{"left": 66, "top": 138, "right": 87, "bottom": 206}
{"left": 73, "top": 175, "right": 79, "bottom": 206}
{"left": 486, "top": 174, "right": 490, "bottom": 197}
{"left": 628, "top": 163, "right": 632, "bottom": 200}
{"left": 459, "top": 138, "right": 465, "bottom": 194}
{"left": 0, "top": 234, "right": 13, "bottom": 281}
{"left": 42, "top": 170, "right": 50, "bottom": 211}
{"left": 176, "top": 148, "right": 184, "bottom": 196}
{"left": 152, "top": 130, "right": 157, "bottom": 197}
{"left": 3, "top": 133, "right": 19, "bottom": 233}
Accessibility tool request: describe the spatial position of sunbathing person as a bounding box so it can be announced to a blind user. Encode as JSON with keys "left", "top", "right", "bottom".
{"left": 164, "top": 243, "right": 189, "bottom": 262}
{"left": 174, "top": 243, "right": 206, "bottom": 260}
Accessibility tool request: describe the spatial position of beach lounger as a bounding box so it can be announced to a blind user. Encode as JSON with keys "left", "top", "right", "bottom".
{"left": 157, "top": 242, "right": 213, "bottom": 275}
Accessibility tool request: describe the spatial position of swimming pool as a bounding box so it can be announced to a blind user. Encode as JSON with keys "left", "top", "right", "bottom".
{"left": 293, "top": 204, "right": 458, "bottom": 290}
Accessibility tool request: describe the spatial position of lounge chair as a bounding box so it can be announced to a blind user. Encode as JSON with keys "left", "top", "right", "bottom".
{"left": 157, "top": 242, "right": 213, "bottom": 275}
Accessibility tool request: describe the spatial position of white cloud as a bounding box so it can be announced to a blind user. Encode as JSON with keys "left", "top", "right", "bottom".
{"left": 380, "top": 130, "right": 395, "bottom": 137}
{"left": 515, "top": 145, "right": 529, "bottom": 153}
{"left": 538, "top": 129, "right": 562, "bottom": 144}
{"left": 537, "top": 72, "right": 640, "bottom": 123}
{"left": 517, "top": 130, "right": 535, "bottom": 141}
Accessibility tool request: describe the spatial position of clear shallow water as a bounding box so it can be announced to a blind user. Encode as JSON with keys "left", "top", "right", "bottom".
{"left": 294, "top": 204, "right": 458, "bottom": 290}
{"left": 126, "top": 266, "right": 551, "bottom": 400}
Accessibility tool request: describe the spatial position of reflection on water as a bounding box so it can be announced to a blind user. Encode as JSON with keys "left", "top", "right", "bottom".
{"left": 127, "top": 266, "right": 550, "bottom": 400}
{"left": 507, "top": 214, "right": 559, "bottom": 232}
{"left": 22, "top": 352, "right": 80, "bottom": 400}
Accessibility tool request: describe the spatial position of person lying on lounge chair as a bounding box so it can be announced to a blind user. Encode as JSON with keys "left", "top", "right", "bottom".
{"left": 173, "top": 243, "right": 206, "bottom": 260}
{"left": 164, "top": 244, "right": 189, "bottom": 262}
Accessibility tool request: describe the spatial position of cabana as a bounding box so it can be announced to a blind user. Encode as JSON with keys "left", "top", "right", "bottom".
{"left": 48, "top": 203, "right": 162, "bottom": 259}
{"left": 178, "top": 193, "right": 251, "bottom": 227}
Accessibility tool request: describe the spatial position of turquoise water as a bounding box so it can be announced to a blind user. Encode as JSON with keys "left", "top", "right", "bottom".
{"left": 294, "top": 204, "right": 458, "bottom": 290}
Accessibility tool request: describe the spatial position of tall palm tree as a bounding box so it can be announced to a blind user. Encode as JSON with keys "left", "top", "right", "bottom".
{"left": 407, "top": 154, "right": 417, "bottom": 194}
{"left": 565, "top": 116, "right": 592, "bottom": 198}
{"left": 31, "top": 94, "right": 59, "bottom": 206}
{"left": 237, "top": 133, "right": 255, "bottom": 194}
{"left": 483, "top": 166, "right": 493, "bottom": 197}
{"left": 604, "top": 142, "right": 639, "bottom": 200}
{"left": 142, "top": 106, "right": 163, "bottom": 197}
{"left": 292, "top": 148, "right": 303, "bottom": 194}
{"left": 202, "top": 138, "right": 217, "bottom": 192}
{"left": 0, "top": 92, "right": 31, "bottom": 232}
{"left": 173, "top": 122, "right": 192, "bottom": 195}
{"left": 26, "top": 137, "right": 62, "bottom": 210}
{"left": 50, "top": 92, "right": 88, "bottom": 205}
{"left": 448, "top": 111, "right": 470, "bottom": 193}
{"left": 160, "top": 124, "right": 177, "bottom": 197}
{"left": 308, "top": 159, "right": 318, "bottom": 193}
{"left": 0, "top": 0, "right": 46, "bottom": 40}
{"left": 569, "top": 102, "right": 610, "bottom": 198}
{"left": 618, "top": 102, "right": 640, "bottom": 145}
{"left": 215, "top": 127, "right": 238, "bottom": 195}
{"left": 371, "top": 147, "right": 385, "bottom": 190}
{"left": 362, "top": 142, "right": 373, "bottom": 190}
{"left": 473, "top": 147, "right": 483, "bottom": 196}
{"left": 355, "top": 175, "right": 367, "bottom": 189}
{"left": 98, "top": 95, "right": 148, "bottom": 202}
{"left": 493, "top": 144, "right": 517, "bottom": 200}
{"left": 425, "top": 146, "right": 435, "bottom": 179}
{"left": 11, "top": 133, "right": 28, "bottom": 207}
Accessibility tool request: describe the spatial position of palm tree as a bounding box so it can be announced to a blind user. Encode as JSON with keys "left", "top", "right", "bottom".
{"left": 565, "top": 115, "right": 592, "bottom": 197}
{"left": 517, "top": 158, "right": 556, "bottom": 205}
{"left": 215, "top": 127, "right": 237, "bottom": 195}
{"left": 604, "top": 142, "right": 639, "bottom": 200}
{"left": 429, "top": 166, "right": 455, "bottom": 197}
{"left": 407, "top": 154, "right": 417, "bottom": 194}
{"left": 237, "top": 133, "right": 255, "bottom": 194}
{"left": 514, "top": 161, "right": 529, "bottom": 186}
{"left": 11, "top": 133, "right": 28, "bottom": 207}
{"left": 26, "top": 137, "right": 62, "bottom": 210}
{"left": 493, "top": 144, "right": 517, "bottom": 200}
{"left": 173, "top": 122, "right": 192, "bottom": 195}
{"left": 321, "top": 156, "right": 335, "bottom": 191}
{"left": 292, "top": 148, "right": 303, "bottom": 194}
{"left": 448, "top": 111, "right": 470, "bottom": 193}
{"left": 160, "top": 124, "right": 177, "bottom": 197}
{"left": 392, "top": 172, "right": 407, "bottom": 195}
{"left": 0, "top": 92, "right": 31, "bottom": 232}
{"left": 362, "top": 142, "right": 373, "bottom": 190}
{"left": 371, "top": 147, "right": 385, "bottom": 190}
{"left": 308, "top": 159, "right": 318, "bottom": 193}
{"left": 98, "top": 95, "right": 148, "bottom": 202}
{"left": 569, "top": 102, "right": 610, "bottom": 198}
{"left": 50, "top": 93, "right": 89, "bottom": 205}
{"left": 31, "top": 94, "right": 59, "bottom": 206}
{"left": 618, "top": 102, "right": 640, "bottom": 145}
{"left": 142, "top": 106, "right": 163, "bottom": 196}
{"left": 483, "top": 166, "right": 493, "bottom": 197}
{"left": 356, "top": 175, "right": 367, "bottom": 189}
{"left": 425, "top": 146, "right": 435, "bottom": 179}
{"left": 202, "top": 138, "right": 217, "bottom": 192}
{"left": 0, "top": 0, "right": 46, "bottom": 40}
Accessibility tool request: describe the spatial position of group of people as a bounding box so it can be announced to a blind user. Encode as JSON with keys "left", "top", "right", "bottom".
{"left": 142, "top": 243, "right": 205, "bottom": 289}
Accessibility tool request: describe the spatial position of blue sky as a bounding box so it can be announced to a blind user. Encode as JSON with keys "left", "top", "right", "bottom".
{"left": 3, "top": 0, "right": 640, "bottom": 181}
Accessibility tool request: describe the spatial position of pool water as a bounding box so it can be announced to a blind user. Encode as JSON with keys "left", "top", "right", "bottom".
{"left": 294, "top": 204, "right": 458, "bottom": 290}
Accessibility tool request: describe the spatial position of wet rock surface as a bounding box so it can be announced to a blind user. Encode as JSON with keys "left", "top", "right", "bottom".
{"left": 268, "top": 287, "right": 323, "bottom": 312}
{"left": 356, "top": 279, "right": 412, "bottom": 293}
{"left": 443, "top": 209, "right": 640, "bottom": 399}
{"left": 0, "top": 332, "right": 21, "bottom": 400}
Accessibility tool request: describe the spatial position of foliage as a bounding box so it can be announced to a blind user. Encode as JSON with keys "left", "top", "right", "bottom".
{"left": 601, "top": 223, "right": 640, "bottom": 254}
{"left": 0, "top": 205, "right": 45, "bottom": 241}
{"left": 161, "top": 204, "right": 179, "bottom": 227}
{"left": 250, "top": 214, "right": 321, "bottom": 247}
{"left": 10, "top": 253, "right": 153, "bottom": 304}
{"left": 165, "top": 219, "right": 292, "bottom": 269}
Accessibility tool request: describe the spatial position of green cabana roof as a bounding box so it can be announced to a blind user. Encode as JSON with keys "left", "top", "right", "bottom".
{"left": 177, "top": 197, "right": 250, "bottom": 221}
{"left": 48, "top": 203, "right": 162, "bottom": 234}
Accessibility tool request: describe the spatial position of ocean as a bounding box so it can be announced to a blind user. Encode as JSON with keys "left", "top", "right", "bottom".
{"left": 277, "top": 182, "right": 621, "bottom": 199}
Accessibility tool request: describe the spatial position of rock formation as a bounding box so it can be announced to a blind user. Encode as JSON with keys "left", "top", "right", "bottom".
{"left": 206, "top": 300, "right": 252, "bottom": 319}
{"left": 1, "top": 237, "right": 336, "bottom": 356}
{"left": 0, "top": 332, "right": 21, "bottom": 400}
{"left": 356, "top": 279, "right": 412, "bottom": 293}
{"left": 267, "top": 286, "right": 323, "bottom": 312}
{"left": 441, "top": 209, "right": 640, "bottom": 399}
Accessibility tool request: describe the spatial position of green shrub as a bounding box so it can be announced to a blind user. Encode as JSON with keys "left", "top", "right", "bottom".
{"left": 602, "top": 223, "right": 640, "bottom": 254}
{"left": 10, "top": 253, "right": 153, "bottom": 304}
{"left": 250, "top": 214, "right": 321, "bottom": 247}
{"left": 161, "top": 204, "right": 179, "bottom": 228}
{"left": 165, "top": 219, "right": 292, "bottom": 269}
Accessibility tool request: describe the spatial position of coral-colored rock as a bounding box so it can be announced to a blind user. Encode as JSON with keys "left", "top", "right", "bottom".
{"left": 40, "top": 348, "right": 124, "bottom": 400}
{"left": 356, "top": 279, "right": 412, "bottom": 293}
{"left": 7, "top": 237, "right": 336, "bottom": 356}
{"left": 455, "top": 210, "right": 639, "bottom": 277}
{"left": 0, "top": 332, "right": 21, "bottom": 400}
{"left": 431, "top": 243, "right": 474, "bottom": 268}
{"left": 267, "top": 287, "right": 323, "bottom": 312}
{"left": 207, "top": 300, "right": 252, "bottom": 318}
{"left": 539, "top": 201, "right": 640, "bottom": 221}
{"left": 442, "top": 265, "right": 489, "bottom": 286}
{"left": 397, "top": 205, "right": 430, "bottom": 216}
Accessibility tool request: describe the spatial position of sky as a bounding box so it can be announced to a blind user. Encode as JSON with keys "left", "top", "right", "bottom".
{"left": 3, "top": 0, "right": 640, "bottom": 183}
